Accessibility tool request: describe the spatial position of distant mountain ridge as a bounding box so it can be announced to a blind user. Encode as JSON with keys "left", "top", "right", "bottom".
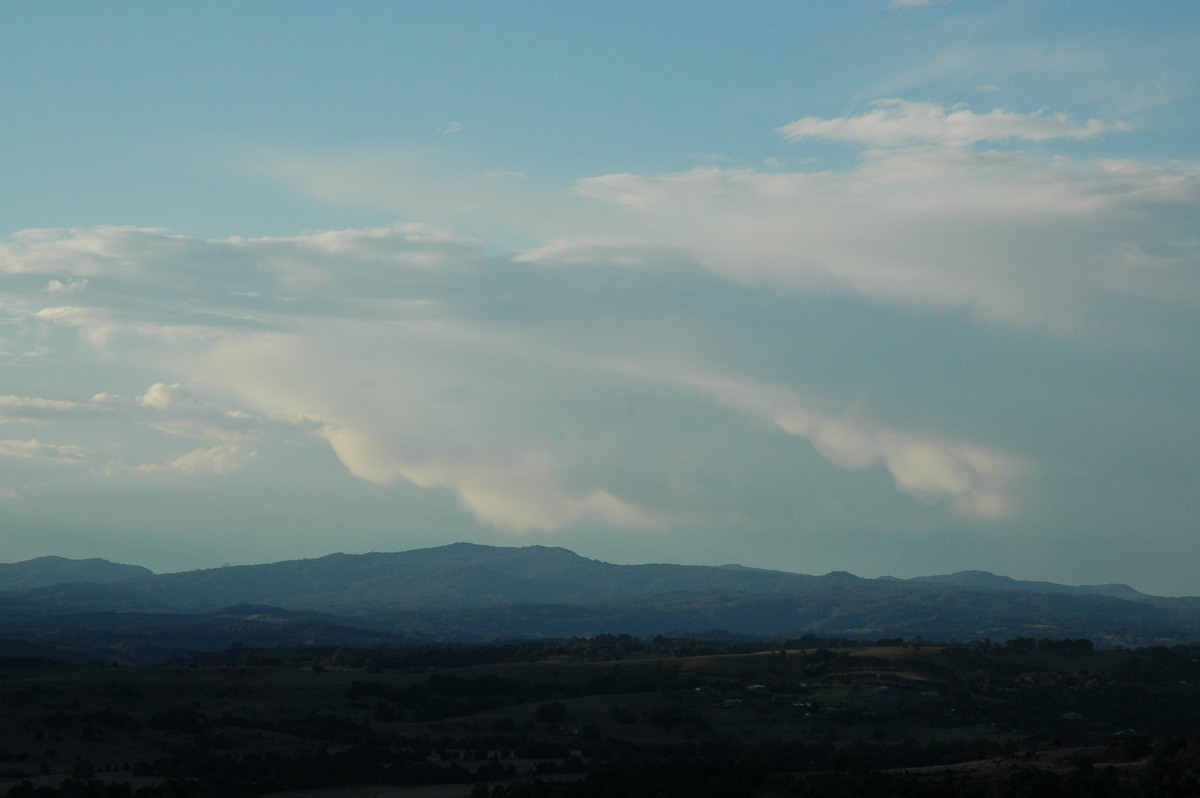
{"left": 909, "top": 570, "right": 1156, "bottom": 604}
{"left": 0, "top": 555, "right": 153, "bottom": 591}
{"left": 1, "top": 545, "right": 1189, "bottom": 609}
{"left": 0, "top": 544, "right": 827, "bottom": 615}
{"left": 2, "top": 545, "right": 1198, "bottom": 661}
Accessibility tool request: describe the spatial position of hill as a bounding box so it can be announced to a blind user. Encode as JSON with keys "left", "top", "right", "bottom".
{"left": 1, "top": 544, "right": 1199, "bottom": 662}
{"left": 0, "top": 555, "right": 152, "bottom": 590}
{"left": 0, "top": 543, "right": 822, "bottom": 615}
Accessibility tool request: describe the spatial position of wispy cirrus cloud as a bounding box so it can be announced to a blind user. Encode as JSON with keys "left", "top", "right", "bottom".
{"left": 0, "top": 439, "right": 89, "bottom": 465}
{"left": 0, "top": 394, "right": 116, "bottom": 423}
{"left": 777, "top": 99, "right": 1122, "bottom": 147}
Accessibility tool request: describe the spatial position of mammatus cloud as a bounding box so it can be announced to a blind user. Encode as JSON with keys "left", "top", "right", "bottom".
{"left": 193, "top": 326, "right": 660, "bottom": 533}
{"left": 3, "top": 194, "right": 1182, "bottom": 539}
{"left": 777, "top": 99, "right": 1122, "bottom": 147}
{"left": 323, "top": 431, "right": 654, "bottom": 531}
{"left": 13, "top": 222, "right": 1013, "bottom": 533}
{"left": 626, "top": 368, "right": 1022, "bottom": 520}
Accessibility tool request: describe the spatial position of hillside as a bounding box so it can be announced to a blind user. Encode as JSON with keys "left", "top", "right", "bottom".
{"left": 0, "top": 555, "right": 152, "bottom": 590}
{"left": 1, "top": 545, "right": 1199, "bottom": 662}
{"left": 0, "top": 544, "right": 823, "bottom": 615}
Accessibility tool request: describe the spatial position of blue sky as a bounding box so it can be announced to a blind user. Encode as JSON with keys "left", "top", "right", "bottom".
{"left": 2, "top": 1, "right": 1198, "bottom": 594}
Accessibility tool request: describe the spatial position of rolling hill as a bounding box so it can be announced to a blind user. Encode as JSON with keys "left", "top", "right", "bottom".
{"left": 1, "top": 544, "right": 1198, "bottom": 662}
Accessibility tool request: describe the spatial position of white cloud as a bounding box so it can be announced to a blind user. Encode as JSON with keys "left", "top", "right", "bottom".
{"left": 0, "top": 394, "right": 111, "bottom": 423}
{"left": 0, "top": 226, "right": 189, "bottom": 277}
{"left": 664, "top": 370, "right": 1022, "bottom": 520}
{"left": 572, "top": 130, "right": 1200, "bottom": 333}
{"left": 0, "top": 439, "right": 89, "bottom": 465}
{"left": 0, "top": 385, "right": 254, "bottom": 441}
{"left": 105, "top": 444, "right": 254, "bottom": 478}
{"left": 45, "top": 278, "right": 88, "bottom": 294}
{"left": 514, "top": 239, "right": 690, "bottom": 269}
{"left": 6, "top": 211, "right": 1173, "bottom": 541}
{"left": 188, "top": 321, "right": 662, "bottom": 533}
{"left": 777, "top": 100, "right": 1122, "bottom": 148}
{"left": 138, "top": 382, "right": 257, "bottom": 440}
{"left": 353, "top": 446, "right": 654, "bottom": 532}
{"left": 154, "top": 444, "right": 253, "bottom": 476}
{"left": 140, "top": 382, "right": 188, "bottom": 412}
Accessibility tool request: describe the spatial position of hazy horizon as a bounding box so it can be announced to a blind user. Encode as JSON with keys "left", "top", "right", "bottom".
{"left": 2, "top": 2, "right": 1198, "bottom": 594}
{"left": 0, "top": 540, "right": 1190, "bottom": 600}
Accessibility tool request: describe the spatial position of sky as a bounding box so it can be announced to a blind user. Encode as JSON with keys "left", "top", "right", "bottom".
{"left": 2, "top": 1, "right": 1198, "bottom": 595}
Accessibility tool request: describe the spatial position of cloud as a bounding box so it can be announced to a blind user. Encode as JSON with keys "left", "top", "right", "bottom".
{"left": 439, "top": 121, "right": 463, "bottom": 135}
{"left": 0, "top": 226, "right": 189, "bottom": 277}
{"left": 4, "top": 203, "right": 1187, "bottom": 544}
{"left": 514, "top": 239, "right": 691, "bottom": 269}
{"left": 572, "top": 123, "right": 1200, "bottom": 333}
{"left": 45, "top": 278, "right": 88, "bottom": 294}
{"left": 140, "top": 382, "right": 188, "bottom": 412}
{"left": 139, "top": 382, "right": 257, "bottom": 440}
{"left": 0, "top": 385, "right": 254, "bottom": 440}
{"left": 188, "top": 321, "right": 662, "bottom": 533}
{"left": 136, "top": 444, "right": 253, "bottom": 476}
{"left": 0, "top": 439, "right": 89, "bottom": 465}
{"left": 0, "top": 382, "right": 259, "bottom": 497}
{"left": 336, "top": 442, "right": 654, "bottom": 532}
{"left": 0, "top": 394, "right": 113, "bottom": 423}
{"left": 777, "top": 99, "right": 1122, "bottom": 148}
{"left": 94, "top": 445, "right": 256, "bottom": 479}
{"left": 651, "top": 370, "right": 1022, "bottom": 520}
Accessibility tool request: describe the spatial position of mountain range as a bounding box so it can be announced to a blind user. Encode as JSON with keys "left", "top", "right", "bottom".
{"left": 1, "top": 543, "right": 1198, "bottom": 662}
{"left": 0, "top": 555, "right": 153, "bottom": 591}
